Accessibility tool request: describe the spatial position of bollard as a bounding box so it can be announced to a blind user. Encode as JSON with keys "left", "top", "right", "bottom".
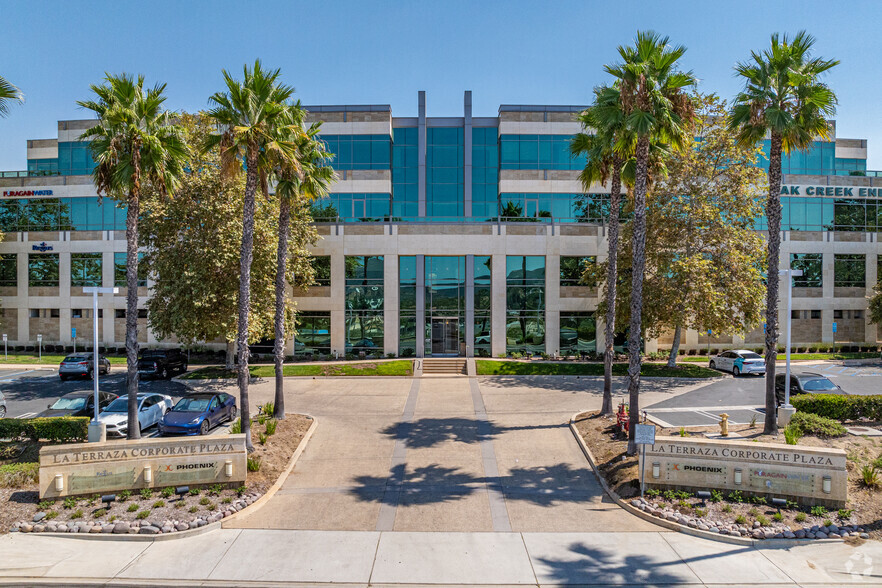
{"left": 719, "top": 413, "right": 729, "bottom": 437}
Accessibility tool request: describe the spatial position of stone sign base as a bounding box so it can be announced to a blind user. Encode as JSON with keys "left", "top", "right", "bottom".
{"left": 638, "top": 436, "right": 847, "bottom": 508}
{"left": 39, "top": 435, "right": 247, "bottom": 499}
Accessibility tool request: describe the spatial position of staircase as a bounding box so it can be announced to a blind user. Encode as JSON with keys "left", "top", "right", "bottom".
{"left": 421, "top": 358, "right": 468, "bottom": 375}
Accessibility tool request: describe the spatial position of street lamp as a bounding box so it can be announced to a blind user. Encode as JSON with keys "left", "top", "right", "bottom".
{"left": 778, "top": 269, "right": 803, "bottom": 413}
{"left": 82, "top": 286, "right": 119, "bottom": 442}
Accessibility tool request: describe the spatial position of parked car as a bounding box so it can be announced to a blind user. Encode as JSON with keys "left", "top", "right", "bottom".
{"left": 98, "top": 393, "right": 174, "bottom": 437}
{"left": 775, "top": 372, "right": 844, "bottom": 406}
{"left": 0, "top": 390, "right": 6, "bottom": 419}
{"left": 37, "top": 390, "right": 118, "bottom": 418}
{"left": 59, "top": 353, "right": 111, "bottom": 381}
{"left": 159, "top": 392, "right": 238, "bottom": 436}
{"left": 709, "top": 349, "right": 765, "bottom": 377}
{"left": 138, "top": 348, "right": 187, "bottom": 380}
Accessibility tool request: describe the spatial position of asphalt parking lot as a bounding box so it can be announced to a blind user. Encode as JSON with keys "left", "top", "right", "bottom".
{"left": 645, "top": 360, "right": 882, "bottom": 428}
{"left": 0, "top": 366, "right": 210, "bottom": 437}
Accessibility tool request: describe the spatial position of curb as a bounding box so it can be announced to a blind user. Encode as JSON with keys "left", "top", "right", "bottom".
{"left": 26, "top": 414, "right": 318, "bottom": 542}
{"left": 568, "top": 411, "right": 840, "bottom": 548}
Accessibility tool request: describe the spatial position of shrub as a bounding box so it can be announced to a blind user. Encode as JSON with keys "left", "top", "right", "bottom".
{"left": 189, "top": 506, "right": 199, "bottom": 513}
{"left": 63, "top": 497, "right": 77, "bottom": 510}
{"left": 734, "top": 514, "right": 747, "bottom": 524}
{"left": 810, "top": 505, "right": 828, "bottom": 516}
{"left": 258, "top": 432, "right": 267, "bottom": 445}
{"left": 136, "top": 510, "right": 150, "bottom": 520}
{"left": 70, "top": 509, "right": 83, "bottom": 519}
{"left": 174, "top": 502, "right": 185, "bottom": 509}
{"left": 119, "top": 490, "right": 132, "bottom": 501}
{"left": 45, "top": 511, "right": 58, "bottom": 520}
{"left": 727, "top": 491, "right": 743, "bottom": 503}
{"left": 773, "top": 512, "right": 783, "bottom": 522}
{"left": 127, "top": 504, "right": 139, "bottom": 513}
{"left": 678, "top": 427, "right": 689, "bottom": 437}
{"left": 709, "top": 490, "right": 723, "bottom": 503}
{"left": 787, "top": 412, "right": 847, "bottom": 438}
{"left": 838, "top": 508, "right": 854, "bottom": 520}
{"left": 247, "top": 456, "right": 261, "bottom": 472}
{"left": 861, "top": 465, "right": 880, "bottom": 488}
{"left": 722, "top": 504, "right": 733, "bottom": 513}
{"left": 37, "top": 500, "right": 53, "bottom": 510}
{"left": 222, "top": 497, "right": 232, "bottom": 504}
{"left": 791, "top": 394, "right": 882, "bottom": 422}
{"left": 795, "top": 512, "right": 807, "bottom": 523}
{"left": 161, "top": 487, "right": 174, "bottom": 499}
{"left": 139, "top": 488, "right": 153, "bottom": 500}
{"left": 823, "top": 518, "right": 833, "bottom": 527}
{"left": 756, "top": 514, "right": 770, "bottom": 526}
{"left": 208, "top": 484, "right": 224, "bottom": 496}
{"left": 784, "top": 425, "right": 801, "bottom": 445}
{"left": 199, "top": 497, "right": 210, "bottom": 506}
{"left": 93, "top": 508, "right": 106, "bottom": 518}
{"left": 265, "top": 419, "right": 277, "bottom": 436}
{"left": 230, "top": 418, "right": 242, "bottom": 435}
{"left": 261, "top": 402, "right": 274, "bottom": 416}
{"left": 188, "top": 488, "right": 200, "bottom": 496}
{"left": 0, "top": 462, "right": 39, "bottom": 487}
{"left": 152, "top": 500, "right": 165, "bottom": 509}
{"left": 747, "top": 507, "right": 758, "bottom": 517}
{"left": 693, "top": 508, "right": 706, "bottom": 517}
{"left": 0, "top": 417, "right": 89, "bottom": 443}
{"left": 236, "top": 485, "right": 247, "bottom": 496}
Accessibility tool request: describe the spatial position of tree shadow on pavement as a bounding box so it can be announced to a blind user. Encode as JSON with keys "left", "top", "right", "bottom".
{"left": 534, "top": 541, "right": 695, "bottom": 585}
{"left": 380, "top": 417, "right": 563, "bottom": 449}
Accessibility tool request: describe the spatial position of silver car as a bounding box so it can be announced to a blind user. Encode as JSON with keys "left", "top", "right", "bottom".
{"left": 709, "top": 349, "right": 765, "bottom": 377}
{"left": 59, "top": 353, "right": 111, "bottom": 381}
{"left": 0, "top": 390, "right": 6, "bottom": 418}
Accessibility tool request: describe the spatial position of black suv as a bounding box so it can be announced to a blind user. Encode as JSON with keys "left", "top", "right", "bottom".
{"left": 774, "top": 372, "right": 844, "bottom": 405}
{"left": 138, "top": 348, "right": 187, "bottom": 380}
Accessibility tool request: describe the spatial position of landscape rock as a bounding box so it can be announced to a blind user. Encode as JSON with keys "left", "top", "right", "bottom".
{"left": 46, "top": 524, "right": 57, "bottom": 533}
{"left": 830, "top": 533, "right": 841, "bottom": 539}
{"left": 33, "top": 524, "right": 44, "bottom": 533}
{"left": 709, "top": 527, "right": 719, "bottom": 533}
{"left": 102, "top": 525, "right": 115, "bottom": 533}
{"left": 113, "top": 523, "right": 130, "bottom": 534}
{"left": 189, "top": 521, "right": 199, "bottom": 529}
{"left": 815, "top": 532, "right": 827, "bottom": 539}
{"left": 698, "top": 524, "right": 709, "bottom": 531}
{"left": 33, "top": 512, "right": 46, "bottom": 523}
{"left": 68, "top": 526, "right": 78, "bottom": 533}
{"left": 139, "top": 525, "right": 160, "bottom": 535}
{"left": 90, "top": 525, "right": 102, "bottom": 533}
{"left": 861, "top": 533, "right": 870, "bottom": 539}
{"left": 20, "top": 524, "right": 32, "bottom": 533}
{"left": 176, "top": 523, "right": 189, "bottom": 532}
{"left": 56, "top": 524, "right": 68, "bottom": 533}
{"left": 161, "top": 525, "right": 173, "bottom": 533}
{"left": 784, "top": 531, "right": 796, "bottom": 539}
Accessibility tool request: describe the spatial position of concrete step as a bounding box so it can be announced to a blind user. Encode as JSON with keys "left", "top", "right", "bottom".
{"left": 422, "top": 358, "right": 467, "bottom": 375}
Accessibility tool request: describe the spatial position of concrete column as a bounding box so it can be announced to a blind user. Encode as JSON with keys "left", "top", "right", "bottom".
{"left": 331, "top": 310, "right": 345, "bottom": 357}
{"left": 595, "top": 316, "right": 606, "bottom": 358}
{"left": 465, "top": 254, "right": 474, "bottom": 357}
{"left": 866, "top": 254, "right": 877, "bottom": 343}
{"left": 684, "top": 328, "right": 699, "bottom": 348}
{"left": 59, "top": 308, "right": 71, "bottom": 344}
{"left": 822, "top": 252, "right": 835, "bottom": 343}
{"left": 59, "top": 251, "right": 70, "bottom": 307}
{"left": 17, "top": 306, "right": 27, "bottom": 347}
{"left": 491, "top": 253, "right": 506, "bottom": 357}
{"left": 416, "top": 254, "right": 425, "bottom": 357}
{"left": 384, "top": 254, "right": 398, "bottom": 356}
{"left": 545, "top": 255, "right": 560, "bottom": 356}
{"left": 418, "top": 91, "right": 427, "bottom": 218}
{"left": 463, "top": 91, "right": 473, "bottom": 219}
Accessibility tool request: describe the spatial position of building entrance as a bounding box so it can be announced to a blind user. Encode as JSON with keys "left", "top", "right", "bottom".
{"left": 431, "top": 318, "right": 459, "bottom": 355}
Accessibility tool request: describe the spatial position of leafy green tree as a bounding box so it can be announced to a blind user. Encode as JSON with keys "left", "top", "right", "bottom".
{"left": 141, "top": 113, "right": 282, "bottom": 365}
{"left": 571, "top": 84, "right": 629, "bottom": 415}
{"left": 271, "top": 122, "right": 335, "bottom": 419}
{"left": 606, "top": 31, "right": 695, "bottom": 451}
{"left": 729, "top": 31, "right": 839, "bottom": 434}
{"left": 79, "top": 74, "right": 187, "bottom": 439}
{"left": 206, "top": 61, "right": 299, "bottom": 451}
{"left": 0, "top": 75, "right": 23, "bottom": 118}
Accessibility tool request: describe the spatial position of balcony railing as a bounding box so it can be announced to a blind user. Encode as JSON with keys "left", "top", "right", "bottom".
{"left": 0, "top": 170, "right": 62, "bottom": 179}
{"left": 313, "top": 215, "right": 597, "bottom": 225}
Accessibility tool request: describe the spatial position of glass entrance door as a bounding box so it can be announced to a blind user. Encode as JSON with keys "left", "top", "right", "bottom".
{"left": 431, "top": 318, "right": 459, "bottom": 355}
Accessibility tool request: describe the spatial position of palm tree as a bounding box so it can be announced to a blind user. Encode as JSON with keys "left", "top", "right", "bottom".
{"left": 0, "top": 75, "right": 23, "bottom": 117}
{"left": 729, "top": 31, "right": 839, "bottom": 435}
{"left": 205, "top": 61, "right": 298, "bottom": 451}
{"left": 272, "top": 121, "right": 335, "bottom": 420}
{"left": 79, "top": 74, "right": 187, "bottom": 439}
{"left": 606, "top": 31, "right": 695, "bottom": 452}
{"left": 571, "top": 84, "right": 629, "bottom": 416}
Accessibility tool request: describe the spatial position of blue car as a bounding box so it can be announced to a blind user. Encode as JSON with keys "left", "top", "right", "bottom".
{"left": 158, "top": 392, "right": 237, "bottom": 436}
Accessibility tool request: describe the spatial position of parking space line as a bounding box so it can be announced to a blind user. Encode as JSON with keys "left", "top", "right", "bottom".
{"left": 645, "top": 414, "right": 676, "bottom": 428}
{"left": 14, "top": 412, "right": 36, "bottom": 418}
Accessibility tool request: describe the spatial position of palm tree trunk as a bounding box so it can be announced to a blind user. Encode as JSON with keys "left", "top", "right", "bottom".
{"left": 273, "top": 199, "right": 291, "bottom": 420}
{"left": 125, "top": 142, "right": 141, "bottom": 441}
{"left": 627, "top": 135, "right": 651, "bottom": 454}
{"left": 667, "top": 324, "right": 682, "bottom": 368}
{"left": 237, "top": 148, "right": 259, "bottom": 452}
{"left": 764, "top": 132, "right": 784, "bottom": 435}
{"left": 601, "top": 159, "right": 622, "bottom": 415}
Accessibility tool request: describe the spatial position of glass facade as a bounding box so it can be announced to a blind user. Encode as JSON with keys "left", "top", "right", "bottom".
{"left": 506, "top": 256, "right": 545, "bottom": 354}
{"left": 311, "top": 193, "right": 390, "bottom": 222}
{"left": 499, "top": 193, "right": 616, "bottom": 222}
{"left": 70, "top": 253, "right": 102, "bottom": 287}
{"left": 834, "top": 254, "right": 865, "bottom": 288}
{"left": 560, "top": 256, "right": 596, "bottom": 287}
{"left": 392, "top": 127, "right": 419, "bottom": 218}
{"left": 790, "top": 253, "right": 823, "bottom": 288}
{"left": 114, "top": 252, "right": 146, "bottom": 287}
{"left": 472, "top": 128, "right": 499, "bottom": 218}
{"left": 427, "top": 127, "right": 464, "bottom": 217}
{"left": 399, "top": 256, "right": 417, "bottom": 356}
{"left": 310, "top": 256, "right": 331, "bottom": 287}
{"left": 318, "top": 135, "right": 390, "bottom": 170}
{"left": 345, "top": 255, "right": 384, "bottom": 352}
{"left": 425, "top": 256, "right": 466, "bottom": 355}
{"left": 0, "top": 254, "right": 16, "bottom": 287}
{"left": 295, "top": 311, "right": 331, "bottom": 356}
{"left": 0, "top": 198, "right": 126, "bottom": 232}
{"left": 474, "top": 256, "right": 492, "bottom": 357}
{"left": 559, "top": 311, "right": 596, "bottom": 355}
{"left": 758, "top": 140, "right": 866, "bottom": 176}
{"left": 500, "top": 134, "right": 586, "bottom": 171}
{"left": 29, "top": 253, "right": 59, "bottom": 287}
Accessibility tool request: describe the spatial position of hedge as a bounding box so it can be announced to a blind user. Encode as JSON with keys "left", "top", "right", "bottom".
{"left": 0, "top": 417, "right": 89, "bottom": 443}
{"left": 787, "top": 411, "right": 847, "bottom": 438}
{"left": 791, "top": 394, "right": 882, "bottom": 421}
{"left": 0, "top": 463, "right": 39, "bottom": 487}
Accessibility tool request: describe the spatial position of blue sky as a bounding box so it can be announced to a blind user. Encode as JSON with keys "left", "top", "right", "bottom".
{"left": 2, "top": 0, "right": 881, "bottom": 169}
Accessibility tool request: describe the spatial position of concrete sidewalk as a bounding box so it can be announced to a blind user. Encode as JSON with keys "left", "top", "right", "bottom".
{"left": 1, "top": 528, "right": 881, "bottom": 585}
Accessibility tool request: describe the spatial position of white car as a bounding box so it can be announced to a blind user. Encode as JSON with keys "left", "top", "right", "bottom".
{"left": 709, "top": 349, "right": 766, "bottom": 377}
{"left": 98, "top": 393, "right": 174, "bottom": 437}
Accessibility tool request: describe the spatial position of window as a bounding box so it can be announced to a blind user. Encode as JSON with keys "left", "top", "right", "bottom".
{"left": 834, "top": 310, "right": 843, "bottom": 319}
{"left": 560, "top": 257, "right": 596, "bottom": 287}
{"left": 310, "top": 256, "right": 331, "bottom": 287}
{"left": 392, "top": 127, "right": 419, "bottom": 218}
{"left": 811, "top": 310, "right": 821, "bottom": 319}
{"left": 115, "top": 309, "right": 125, "bottom": 319}
{"left": 791, "top": 310, "right": 801, "bottom": 319}
{"left": 318, "top": 135, "right": 390, "bottom": 171}
{"left": 50, "top": 309, "right": 59, "bottom": 318}
{"left": 345, "top": 256, "right": 384, "bottom": 352}
{"left": 834, "top": 254, "right": 865, "bottom": 288}
{"left": 71, "top": 253, "right": 102, "bottom": 287}
{"left": 29, "top": 309, "right": 39, "bottom": 318}
{"left": 295, "top": 311, "right": 331, "bottom": 356}
{"left": 474, "top": 256, "right": 492, "bottom": 357}
{"left": 28, "top": 253, "right": 59, "bottom": 287}
{"left": 559, "top": 312, "right": 596, "bottom": 355}
{"left": 114, "top": 252, "right": 147, "bottom": 287}
{"left": 507, "top": 256, "right": 546, "bottom": 354}
{"left": 0, "top": 197, "right": 126, "bottom": 233}
{"left": 790, "top": 253, "right": 822, "bottom": 288}
{"left": 499, "top": 134, "right": 586, "bottom": 171}
{"left": 854, "top": 310, "right": 864, "bottom": 319}
{"left": 137, "top": 309, "right": 148, "bottom": 319}
{"left": 427, "top": 127, "right": 464, "bottom": 217}
{"left": 0, "top": 254, "right": 16, "bottom": 287}
{"left": 72, "top": 309, "right": 83, "bottom": 319}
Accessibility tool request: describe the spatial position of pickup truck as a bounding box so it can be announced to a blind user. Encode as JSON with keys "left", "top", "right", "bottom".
{"left": 138, "top": 348, "right": 188, "bottom": 380}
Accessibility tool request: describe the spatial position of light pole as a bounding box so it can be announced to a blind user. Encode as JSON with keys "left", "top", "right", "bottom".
{"left": 778, "top": 269, "right": 803, "bottom": 422}
{"left": 83, "top": 286, "right": 119, "bottom": 442}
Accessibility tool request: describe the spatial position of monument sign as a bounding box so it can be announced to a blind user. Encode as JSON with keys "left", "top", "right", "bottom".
{"left": 39, "top": 435, "right": 247, "bottom": 499}
{"left": 638, "top": 436, "right": 847, "bottom": 507}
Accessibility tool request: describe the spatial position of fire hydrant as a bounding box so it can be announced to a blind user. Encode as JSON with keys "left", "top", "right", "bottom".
{"left": 719, "top": 413, "right": 729, "bottom": 437}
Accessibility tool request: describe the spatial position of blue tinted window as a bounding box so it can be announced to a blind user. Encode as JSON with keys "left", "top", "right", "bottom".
{"left": 317, "top": 135, "right": 390, "bottom": 171}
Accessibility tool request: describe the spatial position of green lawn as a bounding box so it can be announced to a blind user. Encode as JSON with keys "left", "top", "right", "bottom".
{"left": 475, "top": 360, "right": 719, "bottom": 378}
{"left": 182, "top": 360, "right": 414, "bottom": 379}
{"left": 680, "top": 351, "right": 879, "bottom": 363}
{"left": 0, "top": 353, "right": 128, "bottom": 366}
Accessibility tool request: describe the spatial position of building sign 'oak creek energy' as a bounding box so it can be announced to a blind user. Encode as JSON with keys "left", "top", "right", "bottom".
{"left": 638, "top": 436, "right": 847, "bottom": 507}
{"left": 39, "top": 435, "right": 247, "bottom": 499}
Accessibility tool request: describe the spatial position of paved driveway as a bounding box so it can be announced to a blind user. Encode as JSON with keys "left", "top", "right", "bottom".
{"left": 193, "top": 374, "right": 700, "bottom": 533}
